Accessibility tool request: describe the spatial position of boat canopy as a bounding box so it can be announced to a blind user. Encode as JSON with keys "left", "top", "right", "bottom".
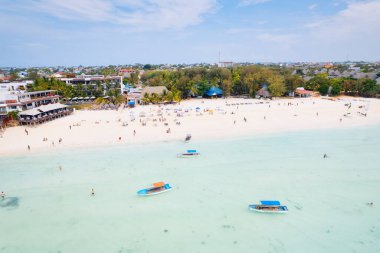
{"left": 187, "top": 150, "right": 197, "bottom": 153}
{"left": 153, "top": 182, "right": 165, "bottom": 187}
{"left": 260, "top": 200, "right": 281, "bottom": 206}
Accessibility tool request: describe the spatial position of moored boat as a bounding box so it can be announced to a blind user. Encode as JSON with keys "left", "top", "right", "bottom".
{"left": 177, "top": 150, "right": 200, "bottom": 158}
{"left": 137, "top": 182, "right": 172, "bottom": 196}
{"left": 249, "top": 200, "right": 288, "bottom": 213}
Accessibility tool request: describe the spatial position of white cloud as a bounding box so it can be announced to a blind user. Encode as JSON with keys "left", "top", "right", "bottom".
{"left": 307, "top": 0, "right": 380, "bottom": 40}
{"left": 308, "top": 4, "right": 317, "bottom": 10}
{"left": 302, "top": 0, "right": 380, "bottom": 60}
{"left": 28, "top": 0, "right": 218, "bottom": 31}
{"left": 256, "top": 33, "right": 296, "bottom": 43}
{"left": 239, "top": 0, "right": 271, "bottom": 7}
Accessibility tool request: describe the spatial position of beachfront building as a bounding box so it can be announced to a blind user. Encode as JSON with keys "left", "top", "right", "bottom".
{"left": 125, "top": 87, "right": 143, "bottom": 106}
{"left": 0, "top": 87, "right": 59, "bottom": 115}
{"left": 0, "top": 90, "right": 59, "bottom": 114}
{"left": 18, "top": 103, "right": 73, "bottom": 125}
{"left": 0, "top": 87, "right": 61, "bottom": 127}
{"left": 0, "top": 81, "right": 32, "bottom": 93}
{"left": 294, "top": 87, "right": 316, "bottom": 97}
{"left": 58, "top": 74, "right": 124, "bottom": 96}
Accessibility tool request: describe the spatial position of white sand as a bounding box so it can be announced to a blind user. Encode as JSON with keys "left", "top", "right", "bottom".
{"left": 1, "top": 97, "right": 379, "bottom": 156}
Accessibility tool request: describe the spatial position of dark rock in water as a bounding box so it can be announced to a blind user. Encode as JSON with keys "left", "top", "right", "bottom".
{"left": 0, "top": 197, "right": 19, "bottom": 209}
{"left": 164, "top": 229, "right": 168, "bottom": 233}
{"left": 233, "top": 241, "right": 238, "bottom": 244}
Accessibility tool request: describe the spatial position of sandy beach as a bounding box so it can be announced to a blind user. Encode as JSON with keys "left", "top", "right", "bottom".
{"left": 1, "top": 97, "right": 380, "bottom": 156}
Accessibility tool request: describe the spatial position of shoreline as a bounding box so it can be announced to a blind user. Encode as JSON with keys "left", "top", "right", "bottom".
{"left": 1, "top": 97, "right": 380, "bottom": 157}
{"left": 3, "top": 123, "right": 380, "bottom": 159}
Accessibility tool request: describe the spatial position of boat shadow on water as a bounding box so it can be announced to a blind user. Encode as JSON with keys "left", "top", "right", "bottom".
{"left": 0, "top": 197, "right": 19, "bottom": 210}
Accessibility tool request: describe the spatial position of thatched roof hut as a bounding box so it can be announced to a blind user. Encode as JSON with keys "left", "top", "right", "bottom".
{"left": 141, "top": 86, "right": 168, "bottom": 97}
{"left": 256, "top": 87, "right": 271, "bottom": 98}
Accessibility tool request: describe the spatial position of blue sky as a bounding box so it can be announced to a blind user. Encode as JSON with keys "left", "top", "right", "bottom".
{"left": 1, "top": 0, "right": 379, "bottom": 67}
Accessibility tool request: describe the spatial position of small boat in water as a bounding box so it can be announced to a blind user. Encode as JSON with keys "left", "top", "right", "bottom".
{"left": 249, "top": 200, "right": 288, "bottom": 213}
{"left": 177, "top": 150, "right": 200, "bottom": 158}
{"left": 137, "top": 182, "right": 172, "bottom": 196}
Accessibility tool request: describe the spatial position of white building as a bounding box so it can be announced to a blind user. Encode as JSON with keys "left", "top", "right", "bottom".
{"left": 0, "top": 89, "right": 59, "bottom": 116}
{"left": 58, "top": 74, "right": 124, "bottom": 95}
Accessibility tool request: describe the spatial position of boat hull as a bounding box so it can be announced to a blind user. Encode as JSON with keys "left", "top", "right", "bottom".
{"left": 249, "top": 205, "right": 288, "bottom": 213}
{"left": 177, "top": 153, "right": 200, "bottom": 158}
{"left": 137, "top": 184, "right": 172, "bottom": 196}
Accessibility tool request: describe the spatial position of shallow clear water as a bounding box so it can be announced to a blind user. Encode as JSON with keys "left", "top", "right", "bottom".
{"left": 1, "top": 126, "right": 380, "bottom": 253}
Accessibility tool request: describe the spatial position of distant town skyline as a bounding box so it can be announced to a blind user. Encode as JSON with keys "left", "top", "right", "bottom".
{"left": 1, "top": 0, "right": 380, "bottom": 67}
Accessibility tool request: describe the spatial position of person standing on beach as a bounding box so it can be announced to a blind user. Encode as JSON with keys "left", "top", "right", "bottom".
{"left": 134, "top": 130, "right": 136, "bottom": 136}
{"left": 1, "top": 191, "right": 5, "bottom": 199}
{"left": 27, "top": 145, "right": 30, "bottom": 151}
{"left": 91, "top": 188, "right": 95, "bottom": 196}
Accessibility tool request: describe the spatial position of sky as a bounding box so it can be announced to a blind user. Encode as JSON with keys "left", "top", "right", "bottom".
{"left": 1, "top": 0, "right": 380, "bottom": 67}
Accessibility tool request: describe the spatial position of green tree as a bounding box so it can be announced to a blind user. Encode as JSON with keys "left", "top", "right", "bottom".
{"left": 285, "top": 75, "right": 305, "bottom": 93}
{"left": 27, "top": 69, "right": 39, "bottom": 80}
{"left": 359, "top": 79, "right": 378, "bottom": 97}
{"left": 329, "top": 78, "right": 343, "bottom": 96}
{"left": 7, "top": 111, "right": 19, "bottom": 120}
{"left": 129, "top": 72, "right": 139, "bottom": 85}
{"left": 268, "top": 75, "right": 286, "bottom": 97}
{"left": 306, "top": 74, "right": 330, "bottom": 95}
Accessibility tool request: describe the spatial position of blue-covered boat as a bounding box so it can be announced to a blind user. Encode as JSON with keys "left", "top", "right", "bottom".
{"left": 177, "top": 149, "right": 200, "bottom": 158}
{"left": 137, "top": 182, "right": 172, "bottom": 196}
{"left": 249, "top": 200, "right": 288, "bottom": 213}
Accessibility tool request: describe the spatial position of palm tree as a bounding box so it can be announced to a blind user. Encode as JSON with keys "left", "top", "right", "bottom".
{"left": 7, "top": 111, "right": 19, "bottom": 120}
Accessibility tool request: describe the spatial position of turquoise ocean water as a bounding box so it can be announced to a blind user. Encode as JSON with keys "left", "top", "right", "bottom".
{"left": 1, "top": 126, "right": 380, "bottom": 253}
